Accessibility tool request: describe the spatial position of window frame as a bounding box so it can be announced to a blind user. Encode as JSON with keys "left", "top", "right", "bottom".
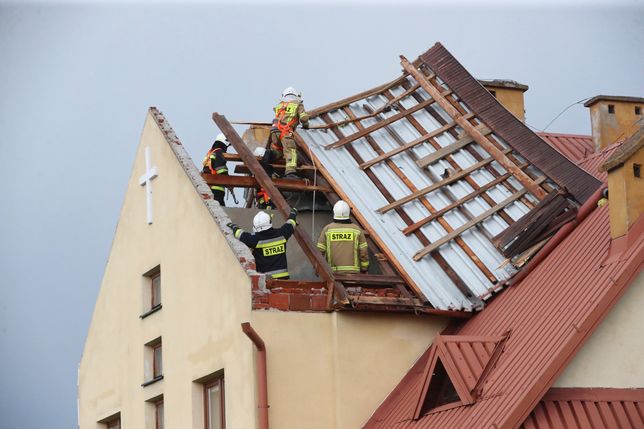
{"left": 204, "top": 376, "right": 226, "bottom": 429}
{"left": 141, "top": 265, "right": 162, "bottom": 319}
{"left": 153, "top": 342, "right": 163, "bottom": 379}
{"left": 142, "top": 337, "right": 164, "bottom": 387}
{"left": 154, "top": 398, "right": 164, "bottom": 429}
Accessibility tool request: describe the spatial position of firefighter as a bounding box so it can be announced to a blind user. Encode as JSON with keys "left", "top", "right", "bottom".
{"left": 267, "top": 86, "right": 310, "bottom": 179}
{"left": 256, "top": 188, "right": 275, "bottom": 210}
{"left": 227, "top": 208, "right": 298, "bottom": 279}
{"left": 202, "top": 133, "right": 229, "bottom": 206}
{"left": 317, "top": 201, "right": 369, "bottom": 274}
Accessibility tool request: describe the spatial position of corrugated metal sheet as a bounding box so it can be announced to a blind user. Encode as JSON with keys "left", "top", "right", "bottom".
{"left": 421, "top": 43, "right": 602, "bottom": 204}
{"left": 522, "top": 388, "right": 644, "bottom": 429}
{"left": 538, "top": 132, "right": 594, "bottom": 163}
{"left": 363, "top": 205, "right": 644, "bottom": 428}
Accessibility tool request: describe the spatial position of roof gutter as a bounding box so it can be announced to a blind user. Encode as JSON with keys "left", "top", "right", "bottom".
{"left": 508, "top": 185, "right": 606, "bottom": 287}
{"left": 241, "top": 322, "right": 269, "bottom": 429}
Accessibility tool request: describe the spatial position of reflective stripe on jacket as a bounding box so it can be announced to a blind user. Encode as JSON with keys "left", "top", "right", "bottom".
{"left": 317, "top": 222, "right": 369, "bottom": 273}
{"left": 271, "top": 101, "right": 309, "bottom": 138}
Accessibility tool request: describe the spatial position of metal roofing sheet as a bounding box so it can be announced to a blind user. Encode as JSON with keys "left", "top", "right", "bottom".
{"left": 363, "top": 203, "right": 644, "bottom": 428}
{"left": 521, "top": 388, "right": 644, "bottom": 429}
{"left": 298, "top": 44, "right": 589, "bottom": 311}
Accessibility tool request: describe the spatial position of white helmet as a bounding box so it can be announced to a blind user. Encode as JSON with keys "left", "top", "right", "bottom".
{"left": 253, "top": 211, "right": 272, "bottom": 232}
{"left": 215, "top": 133, "right": 229, "bottom": 145}
{"left": 281, "top": 86, "right": 301, "bottom": 100}
{"left": 253, "top": 147, "right": 266, "bottom": 157}
{"left": 333, "top": 200, "right": 350, "bottom": 220}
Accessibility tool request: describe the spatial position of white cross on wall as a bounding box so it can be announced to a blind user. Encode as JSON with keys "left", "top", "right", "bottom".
{"left": 139, "top": 146, "right": 159, "bottom": 225}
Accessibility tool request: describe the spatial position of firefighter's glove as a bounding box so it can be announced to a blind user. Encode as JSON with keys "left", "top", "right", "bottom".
{"left": 226, "top": 222, "right": 239, "bottom": 233}
{"left": 288, "top": 208, "right": 298, "bottom": 220}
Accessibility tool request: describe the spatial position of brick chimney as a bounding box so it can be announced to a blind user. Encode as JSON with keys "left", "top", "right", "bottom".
{"left": 584, "top": 95, "right": 644, "bottom": 152}
{"left": 479, "top": 79, "right": 528, "bottom": 122}
{"left": 601, "top": 126, "right": 644, "bottom": 238}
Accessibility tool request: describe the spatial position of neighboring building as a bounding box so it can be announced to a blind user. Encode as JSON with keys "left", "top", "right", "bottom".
{"left": 479, "top": 79, "right": 529, "bottom": 122}
{"left": 79, "top": 42, "right": 643, "bottom": 429}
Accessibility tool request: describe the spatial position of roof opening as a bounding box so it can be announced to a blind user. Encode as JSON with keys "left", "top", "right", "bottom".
{"left": 419, "top": 357, "right": 460, "bottom": 415}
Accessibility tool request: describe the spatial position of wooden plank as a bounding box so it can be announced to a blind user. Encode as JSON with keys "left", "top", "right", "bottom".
{"left": 413, "top": 188, "right": 530, "bottom": 261}
{"left": 352, "top": 296, "right": 422, "bottom": 306}
{"left": 232, "top": 163, "right": 316, "bottom": 175}
{"left": 402, "top": 172, "right": 513, "bottom": 236}
{"left": 377, "top": 150, "right": 511, "bottom": 214}
{"left": 307, "top": 72, "right": 410, "bottom": 118}
{"left": 401, "top": 56, "right": 547, "bottom": 200}
{"left": 265, "top": 279, "right": 326, "bottom": 289}
{"left": 358, "top": 114, "right": 473, "bottom": 170}
{"left": 334, "top": 274, "right": 403, "bottom": 285}
{"left": 416, "top": 126, "right": 491, "bottom": 168}
{"left": 324, "top": 96, "right": 444, "bottom": 151}
{"left": 212, "top": 113, "right": 349, "bottom": 304}
{"left": 201, "top": 173, "right": 332, "bottom": 192}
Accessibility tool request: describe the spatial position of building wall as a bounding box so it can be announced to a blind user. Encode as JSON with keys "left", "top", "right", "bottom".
{"left": 79, "top": 111, "right": 448, "bottom": 429}
{"left": 79, "top": 112, "right": 256, "bottom": 429}
{"left": 491, "top": 88, "right": 525, "bottom": 122}
{"left": 251, "top": 311, "right": 446, "bottom": 429}
{"left": 554, "top": 269, "right": 644, "bottom": 388}
{"left": 607, "top": 147, "right": 644, "bottom": 238}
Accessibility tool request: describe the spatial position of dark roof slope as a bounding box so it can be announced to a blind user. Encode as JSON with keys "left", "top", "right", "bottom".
{"left": 421, "top": 43, "right": 601, "bottom": 203}
{"left": 364, "top": 202, "right": 644, "bottom": 428}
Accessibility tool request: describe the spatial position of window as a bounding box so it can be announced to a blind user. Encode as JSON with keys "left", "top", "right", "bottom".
{"left": 141, "top": 265, "right": 162, "bottom": 318}
{"left": 608, "top": 104, "right": 615, "bottom": 114}
{"left": 142, "top": 337, "right": 163, "bottom": 386}
{"left": 99, "top": 413, "right": 121, "bottom": 429}
{"left": 634, "top": 164, "right": 641, "bottom": 178}
{"left": 636, "top": 106, "right": 642, "bottom": 115}
{"left": 204, "top": 377, "right": 225, "bottom": 429}
{"left": 155, "top": 398, "right": 164, "bottom": 429}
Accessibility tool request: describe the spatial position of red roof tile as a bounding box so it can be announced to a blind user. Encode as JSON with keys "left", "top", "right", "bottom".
{"left": 577, "top": 140, "right": 626, "bottom": 182}
{"left": 537, "top": 132, "right": 594, "bottom": 163}
{"left": 364, "top": 203, "right": 644, "bottom": 428}
{"left": 521, "top": 388, "right": 644, "bottom": 429}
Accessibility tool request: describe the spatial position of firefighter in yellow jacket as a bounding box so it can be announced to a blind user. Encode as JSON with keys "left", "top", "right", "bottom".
{"left": 267, "top": 86, "right": 309, "bottom": 179}
{"left": 317, "top": 201, "right": 369, "bottom": 273}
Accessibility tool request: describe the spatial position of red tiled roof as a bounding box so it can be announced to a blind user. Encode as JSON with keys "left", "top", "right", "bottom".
{"left": 522, "top": 388, "right": 644, "bottom": 429}
{"left": 364, "top": 203, "right": 644, "bottom": 428}
{"left": 537, "top": 132, "right": 594, "bottom": 163}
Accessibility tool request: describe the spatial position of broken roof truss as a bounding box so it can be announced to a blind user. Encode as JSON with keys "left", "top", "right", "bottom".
{"left": 211, "top": 43, "right": 600, "bottom": 313}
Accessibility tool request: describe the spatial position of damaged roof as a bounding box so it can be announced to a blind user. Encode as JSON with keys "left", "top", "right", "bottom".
{"left": 294, "top": 42, "right": 600, "bottom": 311}
{"left": 363, "top": 199, "right": 644, "bottom": 428}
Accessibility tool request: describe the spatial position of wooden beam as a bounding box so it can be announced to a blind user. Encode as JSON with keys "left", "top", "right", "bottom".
{"left": 212, "top": 113, "right": 349, "bottom": 304}
{"left": 334, "top": 274, "right": 403, "bottom": 285}
{"left": 358, "top": 113, "right": 473, "bottom": 170}
{"left": 352, "top": 296, "right": 422, "bottom": 306}
{"left": 265, "top": 279, "right": 326, "bottom": 289}
{"left": 377, "top": 150, "right": 511, "bottom": 214}
{"left": 232, "top": 164, "right": 316, "bottom": 175}
{"left": 402, "top": 172, "right": 515, "bottom": 236}
{"left": 324, "top": 96, "right": 445, "bottom": 151}
{"left": 413, "top": 188, "right": 530, "bottom": 261}
{"left": 201, "top": 173, "right": 332, "bottom": 192}
{"left": 307, "top": 72, "right": 410, "bottom": 118}
{"left": 400, "top": 56, "right": 547, "bottom": 200}
{"left": 416, "top": 126, "right": 492, "bottom": 168}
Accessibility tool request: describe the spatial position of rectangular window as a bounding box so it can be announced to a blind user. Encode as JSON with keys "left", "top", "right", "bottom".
{"left": 99, "top": 413, "right": 121, "bottom": 429}
{"left": 153, "top": 342, "right": 163, "bottom": 378}
{"left": 636, "top": 106, "right": 642, "bottom": 115}
{"left": 142, "top": 337, "right": 163, "bottom": 386}
{"left": 634, "top": 164, "right": 641, "bottom": 178}
{"left": 204, "top": 377, "right": 225, "bottom": 429}
{"left": 141, "top": 265, "right": 162, "bottom": 318}
{"left": 608, "top": 104, "right": 615, "bottom": 114}
{"left": 155, "top": 399, "right": 164, "bottom": 429}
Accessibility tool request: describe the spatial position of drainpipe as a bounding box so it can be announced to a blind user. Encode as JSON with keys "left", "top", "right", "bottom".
{"left": 241, "top": 322, "right": 269, "bottom": 429}
{"left": 508, "top": 185, "right": 606, "bottom": 287}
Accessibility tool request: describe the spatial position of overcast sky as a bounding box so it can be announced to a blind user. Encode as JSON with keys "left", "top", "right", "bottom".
{"left": 0, "top": 1, "right": 642, "bottom": 427}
